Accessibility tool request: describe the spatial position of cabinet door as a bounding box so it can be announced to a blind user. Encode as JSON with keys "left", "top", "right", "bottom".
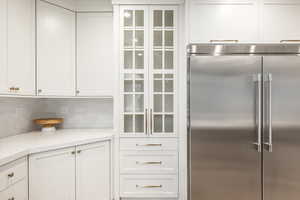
{"left": 189, "top": 0, "right": 260, "bottom": 43}
{"left": 77, "top": 12, "right": 114, "bottom": 97}
{"left": 7, "top": 0, "right": 35, "bottom": 95}
{"left": 149, "top": 6, "right": 177, "bottom": 136}
{"left": 29, "top": 147, "right": 76, "bottom": 200}
{"left": 120, "top": 6, "right": 149, "bottom": 136}
{"left": 37, "top": 0, "right": 76, "bottom": 96}
{"left": 262, "top": 1, "right": 300, "bottom": 42}
{"left": 76, "top": 141, "right": 111, "bottom": 200}
{"left": 0, "top": 178, "right": 28, "bottom": 200}
{"left": 0, "top": 0, "right": 8, "bottom": 94}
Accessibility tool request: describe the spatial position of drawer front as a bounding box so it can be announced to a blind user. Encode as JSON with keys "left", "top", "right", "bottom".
{"left": 0, "top": 178, "right": 28, "bottom": 200}
{"left": 120, "top": 138, "right": 178, "bottom": 151}
{"left": 120, "top": 175, "right": 178, "bottom": 198}
{"left": 0, "top": 157, "right": 27, "bottom": 192}
{"left": 120, "top": 151, "right": 178, "bottom": 174}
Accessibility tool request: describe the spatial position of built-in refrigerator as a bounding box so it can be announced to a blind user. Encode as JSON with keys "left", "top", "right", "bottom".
{"left": 188, "top": 44, "right": 300, "bottom": 200}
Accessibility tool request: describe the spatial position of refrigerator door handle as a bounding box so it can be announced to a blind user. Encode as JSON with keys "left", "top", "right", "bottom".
{"left": 264, "top": 73, "right": 273, "bottom": 152}
{"left": 253, "top": 73, "right": 262, "bottom": 152}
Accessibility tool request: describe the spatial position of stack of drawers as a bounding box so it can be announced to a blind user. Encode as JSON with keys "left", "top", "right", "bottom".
{"left": 120, "top": 138, "right": 178, "bottom": 198}
{"left": 0, "top": 157, "right": 28, "bottom": 200}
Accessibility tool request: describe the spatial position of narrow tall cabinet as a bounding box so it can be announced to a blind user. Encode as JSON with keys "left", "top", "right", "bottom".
{"left": 117, "top": 4, "right": 180, "bottom": 199}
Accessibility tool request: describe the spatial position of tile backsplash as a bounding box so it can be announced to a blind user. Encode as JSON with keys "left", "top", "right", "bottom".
{"left": 0, "top": 97, "right": 113, "bottom": 139}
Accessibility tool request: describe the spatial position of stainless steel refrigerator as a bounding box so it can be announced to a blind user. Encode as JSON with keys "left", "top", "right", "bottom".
{"left": 188, "top": 44, "right": 300, "bottom": 200}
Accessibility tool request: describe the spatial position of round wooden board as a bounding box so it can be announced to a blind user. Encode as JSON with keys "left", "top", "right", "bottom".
{"left": 34, "top": 118, "right": 64, "bottom": 127}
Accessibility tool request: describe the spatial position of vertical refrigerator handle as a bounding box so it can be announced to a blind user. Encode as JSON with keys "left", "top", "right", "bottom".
{"left": 254, "top": 73, "right": 262, "bottom": 152}
{"left": 264, "top": 73, "right": 273, "bottom": 152}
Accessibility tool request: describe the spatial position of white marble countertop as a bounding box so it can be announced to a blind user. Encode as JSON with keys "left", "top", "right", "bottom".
{"left": 0, "top": 129, "right": 114, "bottom": 166}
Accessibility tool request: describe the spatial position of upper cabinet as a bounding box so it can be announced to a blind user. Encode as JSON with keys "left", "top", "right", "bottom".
{"left": 189, "top": 0, "right": 260, "bottom": 43}
{"left": 262, "top": 0, "right": 300, "bottom": 42}
{"left": 77, "top": 12, "right": 114, "bottom": 97}
{"left": 0, "top": 0, "right": 35, "bottom": 95}
{"left": 37, "top": 0, "right": 76, "bottom": 96}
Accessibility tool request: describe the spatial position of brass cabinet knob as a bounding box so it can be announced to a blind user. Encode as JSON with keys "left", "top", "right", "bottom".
{"left": 38, "top": 89, "right": 42, "bottom": 93}
{"left": 71, "top": 151, "right": 76, "bottom": 155}
{"left": 14, "top": 87, "right": 20, "bottom": 91}
{"left": 76, "top": 90, "right": 80, "bottom": 94}
{"left": 8, "top": 197, "right": 15, "bottom": 200}
{"left": 9, "top": 87, "right": 15, "bottom": 91}
{"left": 7, "top": 172, "right": 14, "bottom": 178}
{"left": 77, "top": 150, "right": 82, "bottom": 154}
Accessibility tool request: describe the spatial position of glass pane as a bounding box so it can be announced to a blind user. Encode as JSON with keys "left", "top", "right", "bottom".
{"left": 154, "top": 94, "right": 162, "bottom": 112}
{"left": 135, "top": 115, "right": 144, "bottom": 132}
{"left": 124, "top": 94, "right": 133, "bottom": 112}
{"left": 165, "top": 51, "right": 173, "bottom": 69}
{"left": 124, "top": 80, "right": 133, "bottom": 92}
{"left": 165, "top": 10, "right": 174, "bottom": 27}
{"left": 154, "top": 51, "right": 162, "bottom": 69}
{"left": 154, "top": 80, "right": 162, "bottom": 92}
{"left": 124, "top": 10, "right": 133, "bottom": 27}
{"left": 165, "top": 74, "right": 173, "bottom": 79}
{"left": 135, "top": 74, "right": 144, "bottom": 79}
{"left": 124, "top": 73, "right": 133, "bottom": 79}
{"left": 124, "top": 30, "right": 133, "bottom": 47}
{"left": 154, "top": 74, "right": 162, "bottom": 79}
{"left": 135, "top": 94, "right": 144, "bottom": 112}
{"left": 135, "top": 51, "right": 144, "bottom": 69}
{"left": 135, "top": 30, "right": 144, "bottom": 47}
{"left": 165, "top": 31, "right": 173, "bottom": 47}
{"left": 154, "top": 115, "right": 163, "bottom": 132}
{"left": 124, "top": 115, "right": 133, "bottom": 132}
{"left": 165, "top": 80, "right": 173, "bottom": 92}
{"left": 135, "top": 10, "right": 144, "bottom": 27}
{"left": 124, "top": 51, "right": 133, "bottom": 69}
{"left": 135, "top": 80, "right": 144, "bottom": 92}
{"left": 165, "top": 94, "right": 173, "bottom": 112}
{"left": 165, "top": 115, "right": 173, "bottom": 132}
{"left": 154, "top": 31, "right": 162, "bottom": 47}
{"left": 153, "top": 10, "right": 162, "bottom": 27}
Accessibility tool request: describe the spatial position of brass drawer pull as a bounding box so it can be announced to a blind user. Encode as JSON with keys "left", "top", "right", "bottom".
{"left": 136, "top": 161, "right": 162, "bottom": 165}
{"left": 7, "top": 172, "right": 14, "bottom": 178}
{"left": 8, "top": 197, "right": 15, "bottom": 200}
{"left": 136, "top": 143, "right": 162, "bottom": 147}
{"left": 136, "top": 185, "right": 162, "bottom": 188}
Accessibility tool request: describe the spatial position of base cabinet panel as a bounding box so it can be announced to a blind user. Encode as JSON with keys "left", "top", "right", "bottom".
{"left": 29, "top": 147, "right": 76, "bottom": 200}
{"left": 0, "top": 179, "right": 28, "bottom": 200}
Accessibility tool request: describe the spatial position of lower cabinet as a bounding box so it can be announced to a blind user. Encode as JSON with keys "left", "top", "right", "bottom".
{"left": 29, "top": 141, "right": 111, "bottom": 200}
{"left": 0, "top": 157, "right": 28, "bottom": 200}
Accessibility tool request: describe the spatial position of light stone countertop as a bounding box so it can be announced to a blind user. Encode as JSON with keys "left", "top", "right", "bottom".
{"left": 0, "top": 129, "right": 114, "bottom": 166}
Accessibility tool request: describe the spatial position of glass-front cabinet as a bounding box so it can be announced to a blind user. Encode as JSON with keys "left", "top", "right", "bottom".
{"left": 120, "top": 6, "right": 177, "bottom": 137}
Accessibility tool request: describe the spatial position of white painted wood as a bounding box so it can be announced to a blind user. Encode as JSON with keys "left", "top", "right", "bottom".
{"left": 0, "top": 0, "right": 8, "bottom": 94}
{"left": 29, "top": 147, "right": 76, "bottom": 200}
{"left": 112, "top": 0, "right": 184, "bottom": 5}
{"left": 189, "top": 0, "right": 260, "bottom": 43}
{"left": 0, "top": 178, "right": 28, "bottom": 200}
{"left": 120, "top": 174, "right": 178, "bottom": 198}
{"left": 262, "top": 1, "right": 300, "bottom": 42}
{"left": 43, "top": 0, "right": 76, "bottom": 10}
{"left": 0, "top": 157, "right": 27, "bottom": 192}
{"left": 37, "top": 0, "right": 76, "bottom": 96}
{"left": 120, "top": 138, "right": 178, "bottom": 151}
{"left": 76, "top": 0, "right": 113, "bottom": 12}
{"left": 77, "top": 12, "right": 114, "bottom": 97}
{"left": 7, "top": 0, "right": 35, "bottom": 95}
{"left": 120, "top": 150, "right": 178, "bottom": 174}
{"left": 76, "top": 141, "right": 111, "bottom": 200}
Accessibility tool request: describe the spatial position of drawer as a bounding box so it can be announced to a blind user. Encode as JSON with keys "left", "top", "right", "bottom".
{"left": 120, "top": 175, "right": 178, "bottom": 198}
{"left": 0, "top": 157, "right": 27, "bottom": 192}
{"left": 120, "top": 151, "right": 178, "bottom": 174}
{"left": 0, "top": 178, "right": 28, "bottom": 200}
{"left": 120, "top": 138, "right": 178, "bottom": 151}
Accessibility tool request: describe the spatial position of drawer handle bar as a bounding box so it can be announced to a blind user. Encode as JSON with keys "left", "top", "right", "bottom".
{"left": 136, "top": 161, "right": 162, "bottom": 165}
{"left": 136, "top": 185, "right": 162, "bottom": 188}
{"left": 7, "top": 172, "right": 14, "bottom": 178}
{"left": 136, "top": 144, "right": 162, "bottom": 147}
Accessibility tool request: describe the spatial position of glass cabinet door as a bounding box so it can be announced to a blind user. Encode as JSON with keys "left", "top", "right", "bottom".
{"left": 150, "top": 7, "right": 177, "bottom": 136}
{"left": 121, "top": 7, "right": 148, "bottom": 135}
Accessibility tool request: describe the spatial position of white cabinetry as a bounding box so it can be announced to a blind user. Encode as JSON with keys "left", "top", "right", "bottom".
{"left": 189, "top": 0, "right": 260, "bottom": 43}
{"left": 37, "top": 0, "right": 76, "bottom": 96}
{"left": 29, "top": 147, "right": 76, "bottom": 200}
{"left": 262, "top": 0, "right": 300, "bottom": 42}
{"left": 0, "top": 157, "right": 28, "bottom": 200}
{"left": 0, "top": 0, "right": 35, "bottom": 95}
{"left": 77, "top": 12, "right": 114, "bottom": 97}
{"left": 29, "top": 141, "right": 111, "bottom": 200}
